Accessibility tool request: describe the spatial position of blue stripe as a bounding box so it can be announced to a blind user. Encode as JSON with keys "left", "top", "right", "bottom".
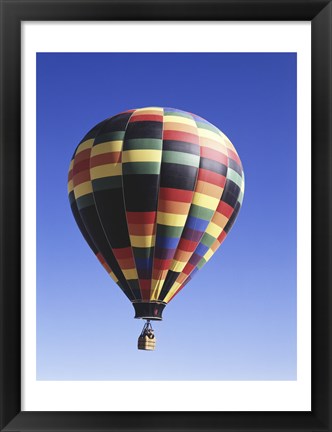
{"left": 135, "top": 257, "right": 153, "bottom": 269}
{"left": 195, "top": 243, "right": 209, "bottom": 257}
{"left": 155, "top": 235, "right": 179, "bottom": 249}
{"left": 186, "top": 216, "right": 209, "bottom": 231}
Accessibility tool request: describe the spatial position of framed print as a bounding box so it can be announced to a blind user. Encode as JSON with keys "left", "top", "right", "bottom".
{"left": 0, "top": 1, "right": 331, "bottom": 431}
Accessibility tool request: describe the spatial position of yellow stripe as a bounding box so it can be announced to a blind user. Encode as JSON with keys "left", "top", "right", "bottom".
{"left": 122, "top": 269, "right": 138, "bottom": 279}
{"left": 192, "top": 192, "right": 219, "bottom": 210}
{"left": 90, "top": 163, "right": 122, "bottom": 179}
{"left": 130, "top": 235, "right": 155, "bottom": 248}
{"left": 75, "top": 139, "right": 94, "bottom": 154}
{"left": 150, "top": 279, "right": 166, "bottom": 300}
{"left": 203, "top": 248, "right": 214, "bottom": 262}
{"left": 170, "top": 260, "right": 187, "bottom": 272}
{"left": 198, "top": 128, "right": 223, "bottom": 142}
{"left": 200, "top": 137, "right": 228, "bottom": 154}
{"left": 217, "top": 131, "right": 237, "bottom": 152}
{"left": 163, "top": 122, "right": 197, "bottom": 135}
{"left": 68, "top": 160, "right": 74, "bottom": 170}
{"left": 67, "top": 180, "right": 74, "bottom": 194}
{"left": 132, "top": 107, "right": 163, "bottom": 115}
{"left": 122, "top": 149, "right": 161, "bottom": 163}
{"left": 213, "top": 213, "right": 229, "bottom": 230}
{"left": 109, "top": 272, "right": 118, "bottom": 283}
{"left": 163, "top": 282, "right": 182, "bottom": 303}
{"left": 157, "top": 212, "right": 188, "bottom": 227}
{"left": 205, "top": 221, "right": 222, "bottom": 238}
{"left": 90, "top": 141, "right": 123, "bottom": 156}
{"left": 74, "top": 181, "right": 93, "bottom": 199}
{"left": 163, "top": 115, "right": 196, "bottom": 126}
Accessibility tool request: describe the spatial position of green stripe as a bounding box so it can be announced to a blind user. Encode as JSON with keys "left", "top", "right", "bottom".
{"left": 162, "top": 151, "right": 200, "bottom": 167}
{"left": 227, "top": 168, "right": 243, "bottom": 188}
{"left": 200, "top": 232, "right": 217, "bottom": 248}
{"left": 157, "top": 224, "right": 184, "bottom": 238}
{"left": 94, "top": 131, "right": 125, "bottom": 145}
{"left": 195, "top": 121, "right": 220, "bottom": 135}
{"left": 92, "top": 176, "right": 122, "bottom": 191}
{"left": 133, "top": 247, "right": 154, "bottom": 258}
{"left": 68, "top": 191, "right": 75, "bottom": 205}
{"left": 76, "top": 193, "right": 95, "bottom": 210}
{"left": 197, "top": 258, "right": 207, "bottom": 270}
{"left": 189, "top": 204, "right": 214, "bottom": 220}
{"left": 124, "top": 138, "right": 162, "bottom": 151}
{"left": 123, "top": 162, "right": 161, "bottom": 175}
{"left": 164, "top": 111, "right": 193, "bottom": 119}
{"left": 238, "top": 190, "right": 244, "bottom": 205}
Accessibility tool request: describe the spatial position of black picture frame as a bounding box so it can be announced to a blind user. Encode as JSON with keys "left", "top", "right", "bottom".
{"left": 1, "top": 1, "right": 331, "bottom": 431}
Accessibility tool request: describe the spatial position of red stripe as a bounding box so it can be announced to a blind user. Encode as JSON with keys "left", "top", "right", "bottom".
{"left": 73, "top": 158, "right": 90, "bottom": 174}
{"left": 74, "top": 148, "right": 91, "bottom": 163}
{"left": 139, "top": 279, "right": 151, "bottom": 301}
{"left": 218, "top": 230, "right": 227, "bottom": 243}
{"left": 68, "top": 170, "right": 73, "bottom": 181}
{"left": 153, "top": 258, "right": 172, "bottom": 270}
{"left": 163, "top": 130, "right": 199, "bottom": 144}
{"left": 130, "top": 114, "right": 163, "bottom": 122}
{"left": 217, "top": 201, "right": 234, "bottom": 218}
{"left": 112, "top": 247, "right": 133, "bottom": 259}
{"left": 119, "top": 109, "right": 135, "bottom": 114}
{"left": 198, "top": 169, "right": 226, "bottom": 187}
{"left": 201, "top": 147, "right": 228, "bottom": 165}
{"left": 126, "top": 211, "right": 156, "bottom": 224}
{"left": 227, "top": 148, "right": 242, "bottom": 167}
{"left": 182, "top": 262, "right": 195, "bottom": 275}
{"left": 159, "top": 187, "right": 193, "bottom": 203}
{"left": 177, "top": 238, "right": 197, "bottom": 252}
{"left": 96, "top": 253, "right": 112, "bottom": 273}
{"left": 96, "top": 252, "right": 105, "bottom": 264}
{"left": 73, "top": 170, "right": 90, "bottom": 186}
{"left": 90, "top": 152, "right": 121, "bottom": 167}
{"left": 116, "top": 257, "right": 136, "bottom": 270}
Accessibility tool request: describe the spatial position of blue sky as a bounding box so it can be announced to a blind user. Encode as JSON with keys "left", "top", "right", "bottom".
{"left": 37, "top": 53, "right": 297, "bottom": 380}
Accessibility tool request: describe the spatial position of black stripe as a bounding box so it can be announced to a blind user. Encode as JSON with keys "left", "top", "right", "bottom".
{"left": 124, "top": 120, "right": 163, "bottom": 140}
{"left": 79, "top": 119, "right": 109, "bottom": 144}
{"left": 222, "top": 180, "right": 241, "bottom": 208}
{"left": 224, "top": 201, "right": 241, "bottom": 233}
{"left": 160, "top": 164, "right": 198, "bottom": 190}
{"left": 98, "top": 113, "right": 133, "bottom": 134}
{"left": 70, "top": 201, "right": 98, "bottom": 254}
{"left": 93, "top": 189, "right": 131, "bottom": 249}
{"left": 200, "top": 157, "right": 227, "bottom": 176}
{"left": 162, "top": 140, "right": 200, "bottom": 155}
{"left": 228, "top": 158, "right": 243, "bottom": 176}
{"left": 159, "top": 270, "right": 181, "bottom": 301}
{"left": 123, "top": 175, "right": 160, "bottom": 212}
{"left": 79, "top": 206, "right": 135, "bottom": 301}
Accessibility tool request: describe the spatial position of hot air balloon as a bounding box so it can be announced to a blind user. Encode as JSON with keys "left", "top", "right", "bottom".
{"left": 67, "top": 107, "right": 244, "bottom": 350}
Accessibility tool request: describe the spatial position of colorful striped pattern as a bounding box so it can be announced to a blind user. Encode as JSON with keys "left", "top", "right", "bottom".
{"left": 68, "top": 107, "right": 244, "bottom": 313}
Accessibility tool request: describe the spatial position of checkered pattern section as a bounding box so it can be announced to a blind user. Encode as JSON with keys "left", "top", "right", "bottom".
{"left": 68, "top": 107, "right": 244, "bottom": 306}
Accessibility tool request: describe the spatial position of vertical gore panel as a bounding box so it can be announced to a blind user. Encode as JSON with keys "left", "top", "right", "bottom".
{"left": 71, "top": 129, "right": 135, "bottom": 301}
{"left": 160, "top": 115, "right": 230, "bottom": 302}
{"left": 166, "top": 125, "right": 245, "bottom": 303}
{"left": 90, "top": 112, "right": 141, "bottom": 300}
{"left": 68, "top": 158, "right": 119, "bottom": 279}
{"left": 122, "top": 108, "right": 164, "bottom": 300}
{"left": 151, "top": 108, "right": 200, "bottom": 300}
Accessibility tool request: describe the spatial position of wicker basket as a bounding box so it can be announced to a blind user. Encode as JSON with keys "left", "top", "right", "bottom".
{"left": 138, "top": 334, "right": 156, "bottom": 351}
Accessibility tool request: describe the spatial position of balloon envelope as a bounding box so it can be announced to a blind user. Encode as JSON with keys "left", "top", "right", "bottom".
{"left": 68, "top": 107, "right": 244, "bottom": 320}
